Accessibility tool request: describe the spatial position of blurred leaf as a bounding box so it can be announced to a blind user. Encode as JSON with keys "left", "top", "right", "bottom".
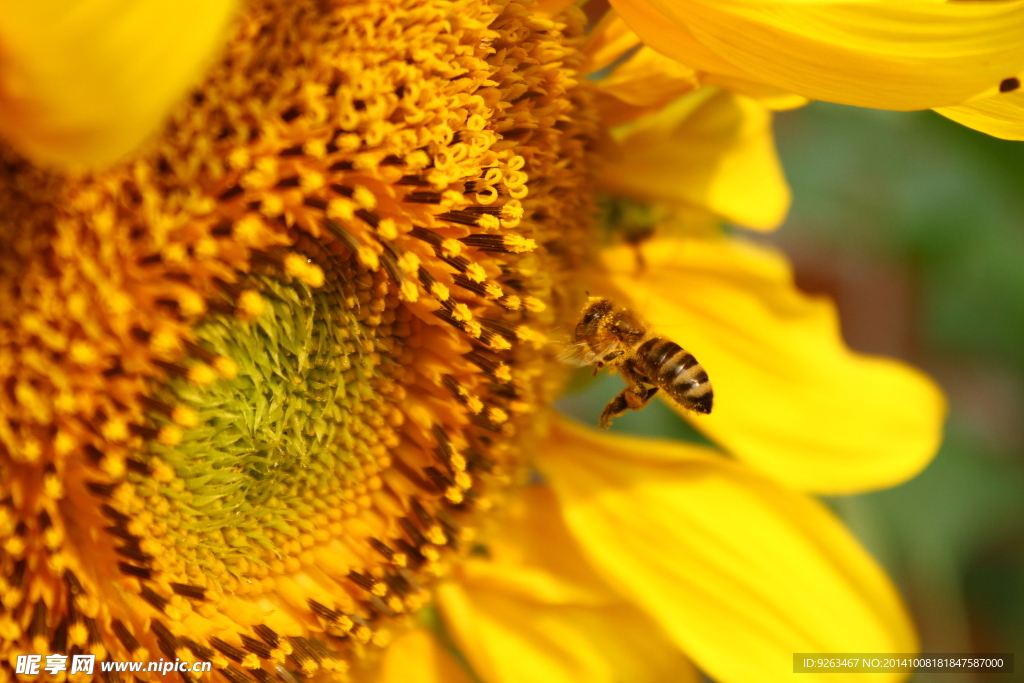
{"left": 831, "top": 431, "right": 1024, "bottom": 572}
{"left": 775, "top": 103, "right": 1024, "bottom": 374}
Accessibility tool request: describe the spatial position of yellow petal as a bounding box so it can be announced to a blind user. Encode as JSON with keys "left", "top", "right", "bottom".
{"left": 369, "top": 627, "right": 473, "bottom": 683}
{"left": 597, "top": 46, "right": 700, "bottom": 110}
{"left": 533, "top": 0, "right": 579, "bottom": 20}
{"left": 609, "top": 0, "right": 1024, "bottom": 110}
{"left": 542, "top": 417, "right": 918, "bottom": 683}
{"left": 437, "top": 485, "right": 699, "bottom": 683}
{"left": 700, "top": 73, "right": 809, "bottom": 111}
{"left": 597, "top": 237, "right": 946, "bottom": 493}
{"left": 580, "top": 13, "right": 642, "bottom": 75}
{"left": 596, "top": 89, "right": 790, "bottom": 230}
{"left": 454, "top": 487, "right": 617, "bottom": 608}
{"left": 0, "top": 0, "right": 237, "bottom": 167}
{"left": 936, "top": 89, "right": 1024, "bottom": 140}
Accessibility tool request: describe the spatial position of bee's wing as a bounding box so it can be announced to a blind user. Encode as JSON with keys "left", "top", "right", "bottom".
{"left": 556, "top": 341, "right": 617, "bottom": 367}
{"left": 557, "top": 342, "right": 597, "bottom": 367}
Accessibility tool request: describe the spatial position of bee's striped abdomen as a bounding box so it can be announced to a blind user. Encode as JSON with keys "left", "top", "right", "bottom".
{"left": 635, "top": 338, "right": 713, "bottom": 414}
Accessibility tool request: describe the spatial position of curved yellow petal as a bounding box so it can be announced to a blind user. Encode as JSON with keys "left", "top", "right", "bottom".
{"left": 437, "top": 485, "right": 699, "bottom": 683}
{"left": 609, "top": 0, "right": 1024, "bottom": 110}
{"left": 596, "top": 89, "right": 790, "bottom": 230}
{"left": 597, "top": 237, "right": 946, "bottom": 493}
{"left": 700, "top": 73, "right": 809, "bottom": 111}
{"left": 587, "top": 19, "right": 806, "bottom": 121}
{"left": 542, "top": 417, "right": 918, "bottom": 683}
{"left": 454, "top": 487, "right": 618, "bottom": 608}
{"left": 580, "top": 13, "right": 642, "bottom": 75}
{"left": 0, "top": 0, "right": 237, "bottom": 167}
{"left": 936, "top": 89, "right": 1024, "bottom": 140}
{"left": 534, "top": 0, "right": 579, "bottom": 20}
{"left": 367, "top": 627, "right": 474, "bottom": 683}
{"left": 597, "top": 47, "right": 699, "bottom": 110}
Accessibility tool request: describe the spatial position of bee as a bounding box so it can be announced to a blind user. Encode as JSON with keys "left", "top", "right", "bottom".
{"left": 562, "top": 296, "right": 713, "bottom": 429}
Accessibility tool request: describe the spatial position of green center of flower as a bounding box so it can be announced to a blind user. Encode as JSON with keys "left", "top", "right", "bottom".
{"left": 141, "top": 254, "right": 400, "bottom": 581}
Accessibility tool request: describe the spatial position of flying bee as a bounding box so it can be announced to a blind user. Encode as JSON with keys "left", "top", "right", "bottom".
{"left": 561, "top": 296, "right": 713, "bottom": 429}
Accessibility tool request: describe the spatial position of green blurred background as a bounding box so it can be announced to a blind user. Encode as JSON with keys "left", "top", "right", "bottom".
{"left": 560, "top": 103, "right": 1024, "bottom": 682}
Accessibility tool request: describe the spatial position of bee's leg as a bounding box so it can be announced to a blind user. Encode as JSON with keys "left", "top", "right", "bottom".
{"left": 599, "top": 363, "right": 658, "bottom": 429}
{"left": 598, "top": 392, "right": 630, "bottom": 429}
{"left": 598, "top": 386, "right": 658, "bottom": 429}
{"left": 592, "top": 350, "right": 625, "bottom": 376}
{"left": 618, "top": 361, "right": 650, "bottom": 398}
{"left": 620, "top": 362, "right": 658, "bottom": 411}
{"left": 627, "top": 385, "right": 659, "bottom": 409}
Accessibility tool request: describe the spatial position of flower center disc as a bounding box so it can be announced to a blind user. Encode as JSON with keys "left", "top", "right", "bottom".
{"left": 0, "top": 0, "right": 596, "bottom": 678}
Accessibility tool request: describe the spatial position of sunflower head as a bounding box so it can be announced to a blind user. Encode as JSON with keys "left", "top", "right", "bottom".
{"left": 0, "top": 0, "right": 597, "bottom": 677}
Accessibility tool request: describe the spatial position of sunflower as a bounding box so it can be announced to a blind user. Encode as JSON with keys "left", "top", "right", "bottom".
{"left": 0, "top": 0, "right": 984, "bottom": 681}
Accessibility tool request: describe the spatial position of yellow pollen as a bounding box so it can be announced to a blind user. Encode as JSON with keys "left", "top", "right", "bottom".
{"left": 441, "top": 239, "right": 464, "bottom": 257}
{"left": 150, "top": 328, "right": 182, "bottom": 357}
{"left": 377, "top": 218, "right": 399, "bottom": 240}
{"left": 336, "top": 133, "right": 360, "bottom": 152}
{"left": 164, "top": 242, "right": 188, "bottom": 265}
{"left": 353, "top": 186, "right": 377, "bottom": 210}
{"left": 228, "top": 148, "right": 251, "bottom": 169}
{"left": 213, "top": 356, "right": 239, "bottom": 378}
{"left": 357, "top": 246, "right": 381, "bottom": 270}
{"left": 522, "top": 296, "right": 546, "bottom": 312}
{"left": 494, "top": 364, "right": 513, "bottom": 383}
{"left": 429, "top": 282, "right": 450, "bottom": 301}
{"left": 466, "top": 262, "right": 487, "bottom": 282}
{"left": 178, "top": 290, "right": 207, "bottom": 317}
{"left": 502, "top": 202, "right": 524, "bottom": 220}
{"left": 505, "top": 235, "right": 537, "bottom": 253}
{"left": 516, "top": 326, "right": 547, "bottom": 348}
{"left": 399, "top": 279, "right": 420, "bottom": 302}
{"left": 353, "top": 626, "right": 372, "bottom": 645}
{"left": 236, "top": 290, "right": 265, "bottom": 321}
{"left": 68, "top": 340, "right": 100, "bottom": 365}
{"left": 188, "top": 363, "right": 218, "bottom": 386}
{"left": 327, "top": 198, "right": 356, "bottom": 221}
{"left": 426, "top": 525, "right": 446, "bottom": 546}
{"left": 397, "top": 252, "right": 420, "bottom": 274}
{"left": 285, "top": 253, "right": 326, "bottom": 288}
{"left": 260, "top": 194, "right": 285, "bottom": 217}
{"left": 43, "top": 473, "right": 64, "bottom": 500}
{"left": 466, "top": 395, "right": 484, "bottom": 414}
{"left": 300, "top": 169, "right": 326, "bottom": 192}
{"left": 156, "top": 425, "right": 183, "bottom": 446}
{"left": 101, "top": 418, "right": 129, "bottom": 442}
{"left": 234, "top": 215, "right": 266, "bottom": 245}
{"left": 454, "top": 471, "right": 472, "bottom": 490}
{"left": 487, "top": 336, "right": 512, "bottom": 351}
{"left": 304, "top": 139, "right": 327, "bottom": 158}
{"left": 171, "top": 405, "right": 199, "bottom": 428}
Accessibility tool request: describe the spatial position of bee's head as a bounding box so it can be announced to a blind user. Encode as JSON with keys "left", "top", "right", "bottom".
{"left": 575, "top": 297, "right": 615, "bottom": 340}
